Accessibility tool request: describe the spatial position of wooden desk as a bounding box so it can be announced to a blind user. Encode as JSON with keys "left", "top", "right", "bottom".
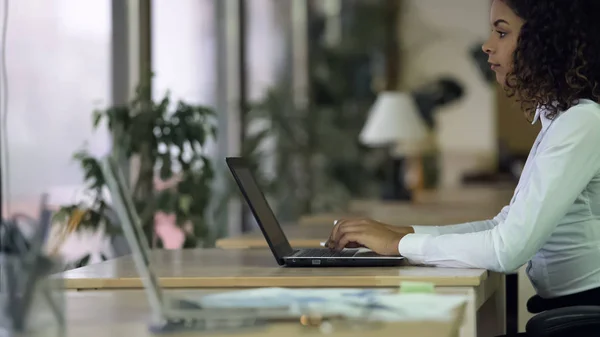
{"left": 214, "top": 186, "right": 519, "bottom": 335}
{"left": 60, "top": 249, "right": 490, "bottom": 289}
{"left": 57, "top": 249, "right": 504, "bottom": 337}
{"left": 50, "top": 290, "right": 465, "bottom": 337}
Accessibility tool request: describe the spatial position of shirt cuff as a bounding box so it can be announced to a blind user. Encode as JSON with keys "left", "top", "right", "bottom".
{"left": 398, "top": 233, "right": 432, "bottom": 265}
{"left": 412, "top": 225, "right": 442, "bottom": 235}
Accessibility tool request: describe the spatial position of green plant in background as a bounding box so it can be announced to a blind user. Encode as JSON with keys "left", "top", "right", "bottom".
{"left": 53, "top": 82, "right": 218, "bottom": 266}
{"left": 242, "top": 0, "right": 395, "bottom": 222}
{"left": 241, "top": 89, "right": 355, "bottom": 223}
{"left": 308, "top": 0, "right": 402, "bottom": 201}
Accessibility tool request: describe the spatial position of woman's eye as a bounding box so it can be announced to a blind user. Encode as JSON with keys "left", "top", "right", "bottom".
{"left": 497, "top": 31, "right": 507, "bottom": 38}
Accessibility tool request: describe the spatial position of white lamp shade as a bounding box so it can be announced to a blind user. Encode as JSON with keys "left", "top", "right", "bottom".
{"left": 359, "top": 91, "right": 427, "bottom": 146}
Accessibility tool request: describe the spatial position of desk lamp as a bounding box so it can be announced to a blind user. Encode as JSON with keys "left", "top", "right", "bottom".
{"left": 360, "top": 92, "right": 427, "bottom": 201}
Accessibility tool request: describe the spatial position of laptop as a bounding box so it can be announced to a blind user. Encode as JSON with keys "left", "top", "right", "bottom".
{"left": 99, "top": 155, "right": 283, "bottom": 333}
{"left": 225, "top": 157, "right": 404, "bottom": 267}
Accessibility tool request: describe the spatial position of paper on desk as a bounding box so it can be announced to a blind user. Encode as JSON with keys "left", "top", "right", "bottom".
{"left": 289, "top": 293, "right": 467, "bottom": 322}
{"left": 198, "top": 288, "right": 389, "bottom": 308}
{"left": 195, "top": 288, "right": 467, "bottom": 322}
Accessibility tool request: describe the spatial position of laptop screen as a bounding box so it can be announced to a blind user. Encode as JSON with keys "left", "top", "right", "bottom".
{"left": 100, "top": 156, "right": 166, "bottom": 319}
{"left": 226, "top": 158, "right": 294, "bottom": 262}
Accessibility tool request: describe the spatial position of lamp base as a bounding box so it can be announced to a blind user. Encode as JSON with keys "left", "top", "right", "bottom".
{"left": 380, "top": 157, "right": 412, "bottom": 201}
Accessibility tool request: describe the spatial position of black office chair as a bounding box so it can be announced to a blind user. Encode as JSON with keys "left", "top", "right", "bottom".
{"left": 503, "top": 274, "right": 600, "bottom": 337}
{"left": 525, "top": 296, "right": 600, "bottom": 337}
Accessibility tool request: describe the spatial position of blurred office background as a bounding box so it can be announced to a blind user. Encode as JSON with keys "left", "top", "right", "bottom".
{"left": 0, "top": 0, "right": 539, "bottom": 266}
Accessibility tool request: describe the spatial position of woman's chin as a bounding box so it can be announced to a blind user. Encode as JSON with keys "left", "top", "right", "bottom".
{"left": 495, "top": 73, "right": 505, "bottom": 86}
{"left": 496, "top": 75, "right": 512, "bottom": 90}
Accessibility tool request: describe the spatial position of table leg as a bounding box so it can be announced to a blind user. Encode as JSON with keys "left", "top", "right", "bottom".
{"left": 441, "top": 273, "right": 506, "bottom": 337}
{"left": 505, "top": 273, "right": 519, "bottom": 335}
{"left": 435, "top": 287, "right": 478, "bottom": 337}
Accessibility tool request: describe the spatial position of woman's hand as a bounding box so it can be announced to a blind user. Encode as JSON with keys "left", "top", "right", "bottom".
{"left": 324, "top": 218, "right": 414, "bottom": 256}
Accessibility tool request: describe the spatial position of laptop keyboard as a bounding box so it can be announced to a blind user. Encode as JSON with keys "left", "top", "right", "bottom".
{"left": 294, "top": 248, "right": 357, "bottom": 258}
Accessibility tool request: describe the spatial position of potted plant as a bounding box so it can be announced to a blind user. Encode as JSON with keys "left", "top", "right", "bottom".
{"left": 52, "top": 82, "right": 218, "bottom": 267}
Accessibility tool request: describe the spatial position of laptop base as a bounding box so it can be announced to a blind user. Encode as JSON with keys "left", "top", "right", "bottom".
{"left": 283, "top": 257, "right": 405, "bottom": 267}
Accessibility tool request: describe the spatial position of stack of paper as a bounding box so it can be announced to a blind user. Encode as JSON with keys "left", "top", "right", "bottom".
{"left": 195, "top": 288, "right": 467, "bottom": 322}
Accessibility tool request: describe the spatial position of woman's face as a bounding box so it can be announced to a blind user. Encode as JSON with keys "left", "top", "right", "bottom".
{"left": 482, "top": 0, "right": 524, "bottom": 86}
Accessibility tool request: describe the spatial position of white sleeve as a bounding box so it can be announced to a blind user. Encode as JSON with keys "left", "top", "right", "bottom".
{"left": 411, "top": 205, "right": 510, "bottom": 235}
{"left": 398, "top": 107, "right": 600, "bottom": 273}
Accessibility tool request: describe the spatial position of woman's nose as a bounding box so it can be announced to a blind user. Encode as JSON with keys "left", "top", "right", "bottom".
{"left": 482, "top": 40, "right": 493, "bottom": 54}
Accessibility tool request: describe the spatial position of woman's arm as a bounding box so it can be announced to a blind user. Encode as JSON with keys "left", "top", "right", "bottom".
{"left": 398, "top": 107, "right": 600, "bottom": 272}
{"left": 407, "top": 205, "right": 510, "bottom": 235}
{"left": 382, "top": 205, "right": 509, "bottom": 235}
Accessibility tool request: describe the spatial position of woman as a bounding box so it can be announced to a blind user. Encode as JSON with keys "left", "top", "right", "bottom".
{"left": 327, "top": 0, "right": 600, "bottom": 325}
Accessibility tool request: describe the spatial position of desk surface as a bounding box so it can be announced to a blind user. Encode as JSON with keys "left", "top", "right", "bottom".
{"left": 51, "top": 290, "right": 464, "bottom": 337}
{"left": 59, "top": 248, "right": 490, "bottom": 290}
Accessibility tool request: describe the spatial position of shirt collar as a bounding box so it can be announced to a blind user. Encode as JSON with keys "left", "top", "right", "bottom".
{"left": 532, "top": 106, "right": 555, "bottom": 130}
{"left": 531, "top": 109, "right": 541, "bottom": 125}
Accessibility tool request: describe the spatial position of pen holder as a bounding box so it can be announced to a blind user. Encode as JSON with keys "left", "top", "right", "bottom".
{"left": 0, "top": 254, "right": 65, "bottom": 337}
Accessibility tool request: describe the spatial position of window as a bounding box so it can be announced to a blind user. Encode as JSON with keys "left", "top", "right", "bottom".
{"left": 151, "top": 0, "right": 217, "bottom": 247}
{"left": 152, "top": 0, "right": 215, "bottom": 106}
{"left": 245, "top": 0, "right": 286, "bottom": 102}
{"left": 4, "top": 0, "right": 111, "bottom": 214}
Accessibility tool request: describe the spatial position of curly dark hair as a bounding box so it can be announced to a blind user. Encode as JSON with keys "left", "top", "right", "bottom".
{"left": 502, "top": 0, "right": 600, "bottom": 120}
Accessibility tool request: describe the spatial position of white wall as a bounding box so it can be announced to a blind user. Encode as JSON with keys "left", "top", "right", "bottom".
{"left": 398, "top": 0, "right": 496, "bottom": 185}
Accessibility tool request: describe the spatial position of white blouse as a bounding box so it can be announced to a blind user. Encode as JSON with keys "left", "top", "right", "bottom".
{"left": 398, "top": 99, "right": 600, "bottom": 298}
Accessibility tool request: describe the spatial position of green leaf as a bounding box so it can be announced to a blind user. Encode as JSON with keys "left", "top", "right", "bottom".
{"left": 179, "top": 194, "right": 192, "bottom": 214}
{"left": 74, "top": 254, "right": 91, "bottom": 268}
{"left": 189, "top": 215, "right": 208, "bottom": 239}
{"left": 104, "top": 226, "right": 123, "bottom": 237}
{"left": 190, "top": 125, "right": 206, "bottom": 147}
{"left": 182, "top": 234, "right": 197, "bottom": 248}
{"left": 156, "top": 91, "right": 171, "bottom": 115}
{"left": 156, "top": 190, "right": 177, "bottom": 214}
{"left": 242, "top": 128, "right": 270, "bottom": 156}
{"left": 52, "top": 205, "right": 78, "bottom": 224}
{"left": 177, "top": 153, "right": 191, "bottom": 171}
{"left": 159, "top": 155, "right": 173, "bottom": 181}
{"left": 175, "top": 213, "right": 189, "bottom": 227}
{"left": 200, "top": 155, "right": 214, "bottom": 180}
{"left": 155, "top": 237, "right": 164, "bottom": 249}
{"left": 92, "top": 109, "right": 103, "bottom": 129}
